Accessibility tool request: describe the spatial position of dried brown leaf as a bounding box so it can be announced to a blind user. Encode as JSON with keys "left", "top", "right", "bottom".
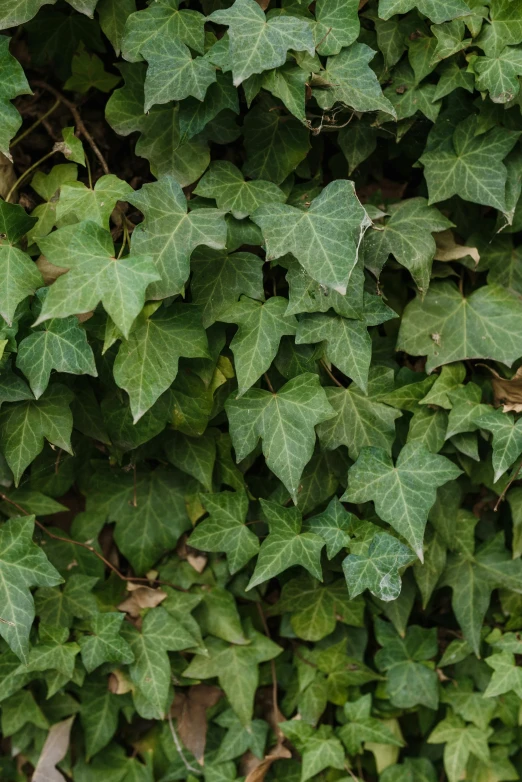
{"left": 32, "top": 717, "right": 74, "bottom": 782}
{"left": 117, "top": 582, "right": 167, "bottom": 617}
{"left": 36, "top": 255, "right": 68, "bottom": 285}
{"left": 108, "top": 669, "right": 133, "bottom": 695}
{"left": 171, "top": 684, "right": 222, "bottom": 765}
{"left": 243, "top": 739, "right": 292, "bottom": 782}
{"left": 490, "top": 366, "right": 522, "bottom": 413}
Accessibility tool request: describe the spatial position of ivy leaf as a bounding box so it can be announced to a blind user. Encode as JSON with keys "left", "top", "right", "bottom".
{"left": 56, "top": 174, "right": 133, "bottom": 229}
{"left": 441, "top": 535, "right": 522, "bottom": 654}
{"left": 64, "top": 49, "right": 121, "bottom": 93}
{"left": 209, "top": 0, "right": 315, "bottom": 86}
{"left": 477, "top": 0, "right": 522, "bottom": 57}
{"left": 317, "top": 367, "right": 401, "bottom": 460}
{"left": 398, "top": 282, "right": 522, "bottom": 373}
{"left": 222, "top": 297, "right": 297, "bottom": 396}
{"left": 122, "top": 0, "right": 205, "bottom": 62}
{"left": 27, "top": 163, "right": 78, "bottom": 244}
{"left": 86, "top": 466, "right": 191, "bottom": 574}
{"left": 296, "top": 311, "right": 371, "bottom": 392}
{"left": 80, "top": 679, "right": 123, "bottom": 760}
{"left": 22, "top": 624, "right": 80, "bottom": 679}
{"left": 375, "top": 620, "right": 439, "bottom": 710}
{"left": 165, "top": 430, "right": 216, "bottom": 491}
{"left": 362, "top": 198, "right": 453, "bottom": 293}
{"left": 183, "top": 621, "right": 282, "bottom": 726}
{"left": 469, "top": 45, "right": 522, "bottom": 103}
{"left": 484, "top": 651, "right": 522, "bottom": 698}
{"left": 0, "top": 516, "right": 62, "bottom": 662}
{"left": 343, "top": 532, "right": 415, "bottom": 601}
{"left": 17, "top": 293, "right": 97, "bottom": 399}
{"left": 420, "top": 116, "right": 519, "bottom": 210}
{"left": 428, "top": 712, "right": 490, "bottom": 782}
{"left": 188, "top": 490, "right": 260, "bottom": 574}
{"left": 0, "top": 384, "right": 73, "bottom": 486}
{"left": 378, "top": 0, "right": 472, "bottom": 24}
{"left": 0, "top": 201, "right": 42, "bottom": 326}
{"left": 0, "top": 35, "right": 31, "bottom": 157}
{"left": 262, "top": 63, "right": 309, "bottom": 122}
{"left": 342, "top": 442, "right": 461, "bottom": 559}
{"left": 315, "top": 43, "right": 396, "bottom": 115}
{"left": 191, "top": 248, "right": 264, "bottom": 328}
{"left": 314, "top": 0, "right": 359, "bottom": 56}
{"left": 337, "top": 694, "right": 404, "bottom": 755}
{"left": 252, "top": 179, "right": 371, "bottom": 294}
{"left": 226, "top": 373, "right": 335, "bottom": 501}
{"left": 303, "top": 496, "right": 354, "bottom": 559}
{"left": 276, "top": 572, "right": 364, "bottom": 641}
{"left": 36, "top": 221, "right": 159, "bottom": 339}
{"left": 194, "top": 161, "right": 286, "bottom": 219}
{"left": 243, "top": 103, "right": 310, "bottom": 184}
{"left": 113, "top": 303, "right": 209, "bottom": 422}
{"left": 129, "top": 175, "right": 227, "bottom": 299}
{"left": 285, "top": 256, "right": 364, "bottom": 319}
{"left": 279, "top": 722, "right": 346, "bottom": 782}
{"left": 247, "top": 500, "right": 325, "bottom": 590}
{"left": 78, "top": 613, "right": 134, "bottom": 673}
{"left": 475, "top": 408, "right": 522, "bottom": 482}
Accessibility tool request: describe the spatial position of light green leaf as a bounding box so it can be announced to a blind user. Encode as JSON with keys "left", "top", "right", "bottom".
{"left": 296, "top": 311, "right": 371, "bottom": 391}
{"left": 484, "top": 651, "right": 522, "bottom": 698}
{"left": 0, "top": 35, "right": 31, "bottom": 156}
{"left": 247, "top": 500, "right": 325, "bottom": 590}
{"left": 303, "top": 496, "right": 354, "bottom": 559}
{"left": 475, "top": 408, "right": 522, "bottom": 481}
{"left": 469, "top": 45, "right": 522, "bottom": 103}
{"left": 0, "top": 516, "right": 62, "bottom": 662}
{"left": 342, "top": 442, "right": 461, "bottom": 559}
{"left": 114, "top": 303, "right": 209, "bottom": 422}
{"left": 194, "top": 161, "right": 286, "bottom": 219}
{"left": 56, "top": 174, "right": 133, "bottom": 229}
{"left": 0, "top": 384, "right": 73, "bottom": 486}
{"left": 397, "top": 281, "right": 522, "bottom": 373}
{"left": 226, "top": 373, "right": 335, "bottom": 501}
{"left": 36, "top": 221, "right": 159, "bottom": 339}
{"left": 337, "top": 694, "right": 404, "bottom": 755}
{"left": 209, "top": 0, "right": 314, "bottom": 86}
{"left": 315, "top": 43, "right": 396, "bottom": 116}
{"left": 252, "top": 179, "right": 371, "bottom": 294}
{"left": 222, "top": 297, "right": 297, "bottom": 395}
{"left": 378, "top": 0, "right": 472, "bottom": 24}
{"left": 78, "top": 613, "right": 134, "bottom": 673}
{"left": 343, "top": 532, "right": 415, "bottom": 601}
{"left": 129, "top": 175, "right": 227, "bottom": 299}
{"left": 189, "top": 490, "right": 259, "bottom": 574}
{"left": 362, "top": 197, "right": 453, "bottom": 293}
{"left": 428, "top": 712, "right": 490, "bottom": 782}
{"left": 419, "top": 115, "right": 519, "bottom": 209}
{"left": 314, "top": 0, "right": 359, "bottom": 56}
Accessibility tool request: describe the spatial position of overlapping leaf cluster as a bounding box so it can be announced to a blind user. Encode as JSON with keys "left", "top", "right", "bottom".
{"left": 1, "top": 0, "right": 522, "bottom": 780}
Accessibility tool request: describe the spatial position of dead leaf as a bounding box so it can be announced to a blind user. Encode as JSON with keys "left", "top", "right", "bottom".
{"left": 434, "top": 229, "right": 480, "bottom": 265}
{"left": 32, "top": 717, "right": 74, "bottom": 782}
{"left": 489, "top": 366, "right": 522, "bottom": 413}
{"left": 0, "top": 152, "right": 16, "bottom": 199}
{"left": 242, "top": 739, "right": 292, "bottom": 782}
{"left": 177, "top": 535, "right": 208, "bottom": 572}
{"left": 36, "top": 255, "right": 68, "bottom": 285}
{"left": 171, "top": 684, "right": 222, "bottom": 764}
{"left": 117, "top": 582, "right": 167, "bottom": 617}
{"left": 254, "top": 0, "right": 270, "bottom": 8}
{"left": 108, "top": 669, "right": 133, "bottom": 695}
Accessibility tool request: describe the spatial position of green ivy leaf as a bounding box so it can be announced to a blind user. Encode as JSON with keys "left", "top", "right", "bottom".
{"left": 343, "top": 532, "right": 415, "bottom": 601}
{"left": 194, "top": 161, "right": 286, "bottom": 219}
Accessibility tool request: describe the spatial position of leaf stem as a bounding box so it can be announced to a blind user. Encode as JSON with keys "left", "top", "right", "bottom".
{"left": 257, "top": 602, "right": 284, "bottom": 739}
{"left": 31, "top": 80, "right": 110, "bottom": 175}
{"left": 167, "top": 713, "right": 202, "bottom": 775}
{"left": 264, "top": 372, "right": 275, "bottom": 393}
{"left": 5, "top": 148, "right": 57, "bottom": 203}
{"left": 494, "top": 458, "right": 522, "bottom": 511}
{"left": 321, "top": 358, "right": 344, "bottom": 388}
{"left": 11, "top": 98, "right": 61, "bottom": 148}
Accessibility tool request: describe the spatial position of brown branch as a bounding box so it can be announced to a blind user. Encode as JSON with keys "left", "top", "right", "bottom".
{"left": 321, "top": 359, "right": 344, "bottom": 388}
{"left": 264, "top": 372, "right": 275, "bottom": 394}
{"left": 31, "top": 80, "right": 110, "bottom": 175}
{"left": 257, "top": 603, "right": 283, "bottom": 739}
{"left": 494, "top": 458, "right": 522, "bottom": 511}
{"left": 0, "top": 493, "right": 186, "bottom": 591}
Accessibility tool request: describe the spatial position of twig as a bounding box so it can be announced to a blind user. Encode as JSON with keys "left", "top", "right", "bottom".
{"left": 31, "top": 80, "right": 110, "bottom": 175}
{"left": 494, "top": 458, "right": 522, "bottom": 511}
{"left": 321, "top": 359, "right": 344, "bottom": 388}
{"left": 257, "top": 603, "right": 283, "bottom": 740}
{"left": 5, "top": 149, "right": 57, "bottom": 203}
{"left": 0, "top": 493, "right": 186, "bottom": 591}
{"left": 167, "top": 713, "right": 202, "bottom": 775}
{"left": 11, "top": 98, "right": 61, "bottom": 148}
{"left": 264, "top": 372, "right": 275, "bottom": 393}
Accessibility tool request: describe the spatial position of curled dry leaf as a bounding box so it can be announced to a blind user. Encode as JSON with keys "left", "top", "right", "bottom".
{"left": 108, "top": 669, "right": 134, "bottom": 695}
{"left": 0, "top": 152, "right": 16, "bottom": 199}
{"left": 117, "top": 582, "right": 167, "bottom": 617}
{"left": 170, "top": 684, "right": 222, "bottom": 764}
{"left": 434, "top": 229, "right": 480, "bottom": 265}
{"left": 490, "top": 366, "right": 522, "bottom": 413}
{"left": 32, "top": 717, "right": 74, "bottom": 782}
{"left": 243, "top": 739, "right": 292, "bottom": 782}
{"left": 36, "top": 255, "right": 68, "bottom": 285}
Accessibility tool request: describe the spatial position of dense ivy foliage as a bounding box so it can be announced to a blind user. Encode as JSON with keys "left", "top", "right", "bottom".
{"left": 2, "top": 0, "right": 522, "bottom": 779}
